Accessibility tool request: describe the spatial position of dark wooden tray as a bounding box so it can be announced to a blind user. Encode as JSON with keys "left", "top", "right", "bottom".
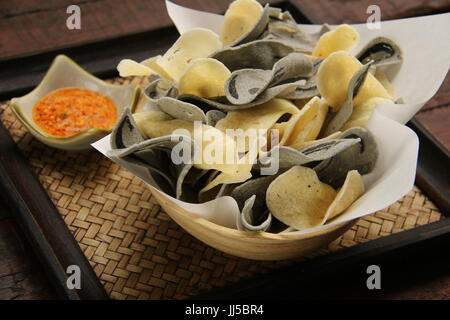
{"left": 0, "top": 1, "right": 448, "bottom": 300}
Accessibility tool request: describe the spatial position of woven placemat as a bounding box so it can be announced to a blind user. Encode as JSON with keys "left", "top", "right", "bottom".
{"left": 0, "top": 77, "right": 443, "bottom": 300}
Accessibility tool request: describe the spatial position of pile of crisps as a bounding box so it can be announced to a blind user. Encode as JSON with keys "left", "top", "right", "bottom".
{"left": 112, "top": 0, "right": 402, "bottom": 233}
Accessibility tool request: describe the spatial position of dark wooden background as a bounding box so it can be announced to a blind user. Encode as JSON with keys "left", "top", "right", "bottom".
{"left": 0, "top": 0, "right": 449, "bottom": 300}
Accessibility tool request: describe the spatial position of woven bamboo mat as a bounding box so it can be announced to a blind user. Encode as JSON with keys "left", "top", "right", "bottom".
{"left": 0, "top": 76, "right": 443, "bottom": 300}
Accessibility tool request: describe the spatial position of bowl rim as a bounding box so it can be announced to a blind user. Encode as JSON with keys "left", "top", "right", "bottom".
{"left": 10, "top": 54, "right": 141, "bottom": 144}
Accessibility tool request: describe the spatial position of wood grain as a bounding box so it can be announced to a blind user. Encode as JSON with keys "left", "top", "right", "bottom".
{"left": 0, "top": 0, "right": 450, "bottom": 59}
{"left": 292, "top": 0, "right": 450, "bottom": 25}
{"left": 0, "top": 219, "right": 56, "bottom": 300}
{"left": 0, "top": 0, "right": 449, "bottom": 300}
{"left": 1, "top": 0, "right": 449, "bottom": 59}
{"left": 419, "top": 75, "right": 450, "bottom": 112}
{"left": 0, "top": 119, "right": 108, "bottom": 300}
{"left": 0, "top": 0, "right": 175, "bottom": 59}
{"left": 415, "top": 106, "right": 450, "bottom": 151}
{"left": 0, "top": 0, "right": 277, "bottom": 60}
{"left": 1, "top": 0, "right": 448, "bottom": 150}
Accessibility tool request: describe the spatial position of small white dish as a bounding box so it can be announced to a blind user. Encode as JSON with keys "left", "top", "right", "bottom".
{"left": 10, "top": 55, "right": 140, "bottom": 151}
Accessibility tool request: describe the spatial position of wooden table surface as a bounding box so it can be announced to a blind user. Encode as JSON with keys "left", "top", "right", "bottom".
{"left": 0, "top": 0, "right": 449, "bottom": 300}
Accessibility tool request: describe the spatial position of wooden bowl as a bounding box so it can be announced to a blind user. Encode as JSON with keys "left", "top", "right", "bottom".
{"left": 150, "top": 186, "right": 355, "bottom": 261}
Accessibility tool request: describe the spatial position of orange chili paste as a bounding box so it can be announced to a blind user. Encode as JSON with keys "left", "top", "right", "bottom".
{"left": 32, "top": 88, "right": 118, "bottom": 137}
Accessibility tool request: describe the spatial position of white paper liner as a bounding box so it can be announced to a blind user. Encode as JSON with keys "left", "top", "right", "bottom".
{"left": 93, "top": 1, "right": 450, "bottom": 234}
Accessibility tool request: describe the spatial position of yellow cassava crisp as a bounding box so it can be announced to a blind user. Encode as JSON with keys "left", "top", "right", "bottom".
{"left": 316, "top": 51, "right": 392, "bottom": 110}
{"left": 322, "top": 170, "right": 365, "bottom": 223}
{"left": 179, "top": 58, "right": 231, "bottom": 98}
{"left": 117, "top": 59, "right": 155, "bottom": 77}
{"left": 157, "top": 28, "right": 223, "bottom": 82}
{"left": 199, "top": 151, "right": 257, "bottom": 195}
{"left": 340, "top": 97, "right": 392, "bottom": 131}
{"left": 116, "top": 56, "right": 175, "bottom": 81}
{"left": 313, "top": 24, "right": 360, "bottom": 58}
{"left": 266, "top": 166, "right": 337, "bottom": 230}
{"left": 374, "top": 71, "right": 395, "bottom": 97}
{"left": 221, "top": 0, "right": 264, "bottom": 46}
{"left": 279, "top": 96, "right": 321, "bottom": 146}
{"left": 133, "top": 111, "right": 173, "bottom": 132}
{"left": 291, "top": 131, "right": 342, "bottom": 150}
{"left": 216, "top": 98, "right": 299, "bottom": 151}
{"left": 138, "top": 119, "right": 242, "bottom": 175}
{"left": 141, "top": 56, "right": 175, "bottom": 81}
{"left": 284, "top": 97, "right": 329, "bottom": 147}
